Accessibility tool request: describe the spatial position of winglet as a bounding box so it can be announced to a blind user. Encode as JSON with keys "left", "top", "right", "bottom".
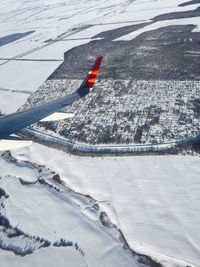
{"left": 76, "top": 56, "right": 103, "bottom": 97}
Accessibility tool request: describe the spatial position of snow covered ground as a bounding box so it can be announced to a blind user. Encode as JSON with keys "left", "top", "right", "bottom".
{"left": 0, "top": 88, "right": 30, "bottom": 114}
{"left": 0, "top": 0, "right": 200, "bottom": 112}
{"left": 1, "top": 0, "right": 200, "bottom": 266}
{"left": 8, "top": 143, "right": 200, "bottom": 267}
{"left": 115, "top": 16, "right": 200, "bottom": 41}
{"left": 0, "top": 161, "right": 136, "bottom": 267}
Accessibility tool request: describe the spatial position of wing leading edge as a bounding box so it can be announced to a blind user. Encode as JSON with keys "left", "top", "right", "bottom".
{"left": 0, "top": 56, "right": 103, "bottom": 139}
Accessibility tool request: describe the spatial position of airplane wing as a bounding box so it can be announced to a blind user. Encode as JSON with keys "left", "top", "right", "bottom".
{"left": 0, "top": 56, "right": 103, "bottom": 146}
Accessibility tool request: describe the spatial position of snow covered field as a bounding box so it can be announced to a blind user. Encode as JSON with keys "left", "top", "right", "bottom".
{"left": 7, "top": 143, "right": 200, "bottom": 267}
{"left": 0, "top": 157, "right": 136, "bottom": 267}
{"left": 0, "top": 0, "right": 200, "bottom": 112}
{"left": 1, "top": 0, "right": 200, "bottom": 266}
{"left": 115, "top": 16, "right": 200, "bottom": 41}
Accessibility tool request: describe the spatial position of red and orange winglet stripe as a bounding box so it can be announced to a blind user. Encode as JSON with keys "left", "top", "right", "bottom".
{"left": 83, "top": 56, "right": 103, "bottom": 88}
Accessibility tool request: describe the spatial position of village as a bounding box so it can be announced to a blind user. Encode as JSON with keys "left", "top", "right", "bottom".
{"left": 24, "top": 79, "right": 200, "bottom": 145}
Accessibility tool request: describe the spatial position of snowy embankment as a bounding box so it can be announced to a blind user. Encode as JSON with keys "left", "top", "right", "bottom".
{"left": 19, "top": 127, "right": 200, "bottom": 155}
{"left": 19, "top": 127, "right": 177, "bottom": 155}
